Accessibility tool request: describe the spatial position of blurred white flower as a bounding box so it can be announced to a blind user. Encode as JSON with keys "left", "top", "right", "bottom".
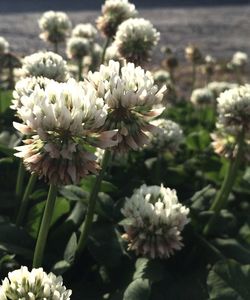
{"left": 231, "top": 51, "right": 248, "bottom": 68}
{"left": 114, "top": 18, "right": 160, "bottom": 65}
{"left": 14, "top": 78, "right": 117, "bottom": 185}
{"left": 66, "top": 37, "right": 90, "bottom": 60}
{"left": 0, "top": 266, "right": 71, "bottom": 300}
{"left": 148, "top": 119, "right": 184, "bottom": 153}
{"left": 208, "top": 81, "right": 238, "bottom": 98}
{"left": 86, "top": 60, "right": 166, "bottom": 152}
{"left": 217, "top": 85, "right": 250, "bottom": 134}
{"left": 38, "top": 10, "right": 72, "bottom": 44}
{"left": 190, "top": 87, "right": 214, "bottom": 106}
{"left": 153, "top": 70, "right": 171, "bottom": 86}
{"left": 22, "top": 51, "right": 69, "bottom": 82}
{"left": 11, "top": 76, "right": 50, "bottom": 111}
{"left": 121, "top": 184, "right": 189, "bottom": 259}
{"left": 72, "top": 23, "right": 97, "bottom": 40}
{"left": 185, "top": 45, "right": 203, "bottom": 64}
{"left": 0, "top": 37, "right": 9, "bottom": 55}
{"left": 105, "top": 43, "right": 122, "bottom": 63}
{"left": 96, "top": 0, "right": 137, "bottom": 38}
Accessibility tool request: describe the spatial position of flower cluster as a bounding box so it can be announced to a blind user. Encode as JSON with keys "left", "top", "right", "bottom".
{"left": 0, "top": 266, "right": 71, "bottom": 300}
{"left": 207, "top": 81, "right": 237, "bottom": 98}
{"left": 11, "top": 76, "right": 50, "bottom": 111}
{"left": 105, "top": 43, "right": 122, "bottom": 63}
{"left": 121, "top": 184, "right": 189, "bottom": 259}
{"left": 38, "top": 10, "right": 72, "bottom": 44}
{"left": 231, "top": 51, "right": 248, "bottom": 68}
{"left": 86, "top": 60, "right": 166, "bottom": 152}
{"left": 96, "top": 0, "right": 137, "bottom": 38}
{"left": 14, "top": 78, "right": 117, "bottom": 185}
{"left": 66, "top": 37, "right": 90, "bottom": 60}
{"left": 148, "top": 119, "right": 184, "bottom": 153}
{"left": 191, "top": 87, "right": 214, "bottom": 106}
{"left": 72, "top": 23, "right": 97, "bottom": 40}
{"left": 153, "top": 70, "right": 171, "bottom": 86}
{"left": 0, "top": 37, "right": 9, "bottom": 55}
{"left": 21, "top": 51, "right": 69, "bottom": 82}
{"left": 217, "top": 85, "right": 250, "bottom": 134}
{"left": 114, "top": 18, "right": 160, "bottom": 65}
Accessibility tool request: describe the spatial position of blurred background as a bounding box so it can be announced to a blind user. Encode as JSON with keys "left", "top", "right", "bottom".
{"left": 0, "top": 0, "right": 249, "bottom": 62}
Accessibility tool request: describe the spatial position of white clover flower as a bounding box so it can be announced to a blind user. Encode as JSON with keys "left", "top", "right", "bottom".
{"left": 148, "top": 119, "right": 184, "bottom": 153}
{"left": 96, "top": 0, "right": 138, "bottom": 38}
{"left": 205, "top": 55, "right": 216, "bottom": 65}
{"left": 94, "top": 147, "right": 105, "bottom": 163}
{"left": 105, "top": 43, "right": 122, "bottom": 63}
{"left": 114, "top": 18, "right": 160, "bottom": 65}
{"left": 0, "top": 266, "right": 71, "bottom": 300}
{"left": 11, "top": 76, "right": 50, "bottom": 111}
{"left": 86, "top": 60, "right": 166, "bottom": 152}
{"left": 231, "top": 51, "right": 248, "bottom": 67}
{"left": 72, "top": 23, "right": 97, "bottom": 40}
{"left": 121, "top": 184, "right": 189, "bottom": 259}
{"left": 66, "top": 37, "right": 90, "bottom": 60}
{"left": 208, "top": 81, "right": 238, "bottom": 98}
{"left": 217, "top": 85, "right": 250, "bottom": 134}
{"left": 0, "top": 37, "right": 9, "bottom": 55}
{"left": 38, "top": 11, "right": 72, "bottom": 44}
{"left": 22, "top": 52, "right": 69, "bottom": 82}
{"left": 153, "top": 70, "right": 171, "bottom": 86}
{"left": 190, "top": 87, "right": 214, "bottom": 106}
{"left": 13, "top": 78, "right": 117, "bottom": 185}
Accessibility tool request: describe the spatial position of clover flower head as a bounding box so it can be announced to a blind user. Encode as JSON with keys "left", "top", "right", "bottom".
{"left": 22, "top": 51, "right": 69, "bottom": 82}
{"left": 153, "top": 70, "right": 171, "bottom": 86}
{"left": 72, "top": 23, "right": 97, "bottom": 40}
{"left": 0, "top": 266, "right": 71, "bottom": 300}
{"left": 13, "top": 78, "right": 117, "bottom": 185}
{"left": 86, "top": 60, "right": 166, "bottom": 152}
{"left": 66, "top": 37, "right": 90, "bottom": 60}
{"left": 185, "top": 45, "right": 203, "bottom": 64}
{"left": 191, "top": 88, "right": 214, "bottom": 106}
{"left": 148, "top": 119, "right": 184, "bottom": 153}
{"left": 207, "top": 81, "right": 238, "bottom": 98}
{"left": 96, "top": 0, "right": 138, "bottom": 38}
{"left": 121, "top": 184, "right": 189, "bottom": 259}
{"left": 114, "top": 18, "right": 160, "bottom": 65}
{"left": 11, "top": 76, "right": 50, "bottom": 112}
{"left": 38, "top": 10, "right": 72, "bottom": 44}
{"left": 0, "top": 37, "right": 9, "bottom": 55}
{"left": 217, "top": 85, "right": 250, "bottom": 134}
{"left": 231, "top": 51, "right": 248, "bottom": 67}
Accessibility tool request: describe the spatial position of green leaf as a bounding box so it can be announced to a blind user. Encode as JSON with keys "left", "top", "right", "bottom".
{"left": 88, "top": 221, "right": 124, "bottom": 267}
{"left": 26, "top": 197, "right": 70, "bottom": 238}
{"left": 133, "top": 258, "right": 164, "bottom": 283}
{"left": 52, "top": 260, "right": 71, "bottom": 275}
{"left": 59, "top": 185, "right": 89, "bottom": 203}
{"left": 212, "top": 239, "right": 250, "bottom": 264}
{"left": 81, "top": 176, "right": 118, "bottom": 193}
{"left": 64, "top": 233, "right": 77, "bottom": 264}
{"left": 0, "top": 90, "right": 12, "bottom": 114}
{"left": 207, "top": 259, "right": 250, "bottom": 300}
{"left": 123, "top": 279, "right": 151, "bottom": 300}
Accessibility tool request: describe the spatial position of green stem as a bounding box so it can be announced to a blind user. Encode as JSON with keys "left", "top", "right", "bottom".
{"left": 15, "top": 161, "right": 25, "bottom": 200}
{"left": 16, "top": 173, "right": 37, "bottom": 226}
{"left": 191, "top": 63, "right": 196, "bottom": 91}
{"left": 76, "top": 150, "right": 111, "bottom": 257}
{"left": 33, "top": 184, "right": 57, "bottom": 268}
{"left": 203, "top": 130, "right": 245, "bottom": 235}
{"left": 54, "top": 42, "right": 59, "bottom": 54}
{"left": 101, "top": 37, "right": 111, "bottom": 64}
{"left": 78, "top": 58, "right": 83, "bottom": 81}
